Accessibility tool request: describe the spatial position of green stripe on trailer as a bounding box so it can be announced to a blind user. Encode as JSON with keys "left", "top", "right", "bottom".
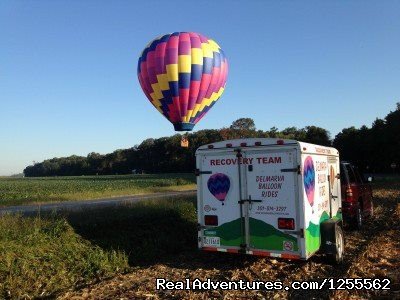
{"left": 209, "top": 218, "right": 298, "bottom": 251}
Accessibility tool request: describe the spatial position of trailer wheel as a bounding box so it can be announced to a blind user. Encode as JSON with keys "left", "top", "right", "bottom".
{"left": 327, "top": 225, "right": 344, "bottom": 264}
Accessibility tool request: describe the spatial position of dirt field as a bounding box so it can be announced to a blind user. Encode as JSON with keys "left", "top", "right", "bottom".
{"left": 60, "top": 183, "right": 399, "bottom": 300}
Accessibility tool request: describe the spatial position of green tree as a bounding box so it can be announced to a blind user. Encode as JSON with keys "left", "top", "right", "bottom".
{"left": 268, "top": 126, "right": 279, "bottom": 138}
{"left": 304, "top": 126, "right": 331, "bottom": 146}
{"left": 230, "top": 118, "right": 256, "bottom": 131}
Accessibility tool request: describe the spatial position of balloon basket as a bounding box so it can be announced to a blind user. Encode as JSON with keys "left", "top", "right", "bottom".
{"left": 181, "top": 136, "right": 189, "bottom": 148}
{"left": 173, "top": 122, "right": 195, "bottom": 131}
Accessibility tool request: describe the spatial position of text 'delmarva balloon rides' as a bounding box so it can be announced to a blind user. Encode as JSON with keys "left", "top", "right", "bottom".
{"left": 207, "top": 173, "right": 230, "bottom": 205}
{"left": 303, "top": 156, "right": 315, "bottom": 210}
{"left": 137, "top": 32, "right": 228, "bottom": 131}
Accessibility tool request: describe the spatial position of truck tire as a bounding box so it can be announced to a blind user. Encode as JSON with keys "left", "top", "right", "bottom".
{"left": 327, "top": 225, "right": 344, "bottom": 265}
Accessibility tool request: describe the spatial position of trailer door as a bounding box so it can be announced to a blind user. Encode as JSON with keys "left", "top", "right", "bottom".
{"left": 197, "top": 150, "right": 245, "bottom": 250}
{"left": 328, "top": 156, "right": 342, "bottom": 219}
{"left": 244, "top": 148, "right": 301, "bottom": 256}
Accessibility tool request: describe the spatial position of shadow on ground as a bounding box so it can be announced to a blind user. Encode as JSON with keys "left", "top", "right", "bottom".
{"left": 39, "top": 194, "right": 296, "bottom": 272}
{"left": 47, "top": 194, "right": 259, "bottom": 272}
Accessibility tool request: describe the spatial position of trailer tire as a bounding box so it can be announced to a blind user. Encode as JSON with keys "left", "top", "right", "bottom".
{"left": 327, "top": 225, "right": 344, "bottom": 265}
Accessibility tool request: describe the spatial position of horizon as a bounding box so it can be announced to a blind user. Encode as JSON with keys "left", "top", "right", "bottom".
{"left": 1, "top": 1, "right": 399, "bottom": 175}
{"left": 6, "top": 108, "right": 398, "bottom": 176}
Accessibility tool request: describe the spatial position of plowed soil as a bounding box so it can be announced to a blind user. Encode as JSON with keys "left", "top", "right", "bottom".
{"left": 60, "top": 184, "right": 399, "bottom": 300}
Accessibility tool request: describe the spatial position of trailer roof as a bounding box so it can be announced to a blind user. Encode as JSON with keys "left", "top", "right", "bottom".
{"left": 196, "top": 138, "right": 339, "bottom": 156}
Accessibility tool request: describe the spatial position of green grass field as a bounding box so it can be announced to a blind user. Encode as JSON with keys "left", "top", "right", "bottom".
{"left": 0, "top": 195, "right": 197, "bottom": 299}
{"left": 0, "top": 173, "right": 196, "bottom": 207}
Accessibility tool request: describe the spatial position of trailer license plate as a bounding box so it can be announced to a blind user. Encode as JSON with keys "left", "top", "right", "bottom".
{"left": 203, "top": 236, "right": 220, "bottom": 247}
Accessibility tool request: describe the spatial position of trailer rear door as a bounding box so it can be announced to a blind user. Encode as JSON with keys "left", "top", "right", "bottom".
{"left": 197, "top": 150, "right": 244, "bottom": 250}
{"left": 244, "top": 147, "right": 301, "bottom": 256}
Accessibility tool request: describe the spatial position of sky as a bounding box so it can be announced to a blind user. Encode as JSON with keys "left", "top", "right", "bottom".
{"left": 1, "top": 1, "right": 399, "bottom": 175}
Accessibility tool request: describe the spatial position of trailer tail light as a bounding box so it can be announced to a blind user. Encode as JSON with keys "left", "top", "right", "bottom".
{"left": 226, "top": 143, "right": 232, "bottom": 148}
{"left": 240, "top": 142, "right": 247, "bottom": 147}
{"left": 255, "top": 141, "right": 262, "bottom": 146}
{"left": 204, "top": 215, "right": 218, "bottom": 226}
{"left": 208, "top": 145, "right": 214, "bottom": 149}
{"left": 278, "top": 218, "right": 295, "bottom": 230}
{"left": 277, "top": 140, "right": 284, "bottom": 145}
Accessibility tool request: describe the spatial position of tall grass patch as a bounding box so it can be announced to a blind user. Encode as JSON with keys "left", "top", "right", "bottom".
{"left": 0, "top": 214, "right": 128, "bottom": 299}
{"left": 0, "top": 194, "right": 197, "bottom": 298}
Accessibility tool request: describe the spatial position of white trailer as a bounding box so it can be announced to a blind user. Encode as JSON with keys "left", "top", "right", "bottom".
{"left": 196, "top": 138, "right": 344, "bottom": 263}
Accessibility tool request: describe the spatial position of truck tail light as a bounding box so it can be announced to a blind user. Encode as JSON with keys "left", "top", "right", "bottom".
{"left": 277, "top": 140, "right": 284, "bottom": 145}
{"left": 278, "top": 218, "right": 295, "bottom": 230}
{"left": 204, "top": 215, "right": 218, "bottom": 226}
{"left": 345, "top": 186, "right": 353, "bottom": 201}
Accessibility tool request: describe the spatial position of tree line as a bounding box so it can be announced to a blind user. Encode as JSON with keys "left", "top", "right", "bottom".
{"left": 23, "top": 103, "right": 400, "bottom": 177}
{"left": 333, "top": 103, "right": 400, "bottom": 173}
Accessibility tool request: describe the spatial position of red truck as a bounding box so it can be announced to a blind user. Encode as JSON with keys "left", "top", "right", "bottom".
{"left": 340, "top": 162, "right": 374, "bottom": 229}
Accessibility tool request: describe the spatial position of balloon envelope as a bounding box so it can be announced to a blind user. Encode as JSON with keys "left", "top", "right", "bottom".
{"left": 207, "top": 173, "right": 230, "bottom": 204}
{"left": 303, "top": 156, "right": 315, "bottom": 207}
{"left": 137, "top": 32, "right": 228, "bottom": 131}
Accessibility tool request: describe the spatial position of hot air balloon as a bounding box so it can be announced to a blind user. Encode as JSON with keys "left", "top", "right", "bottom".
{"left": 207, "top": 173, "right": 230, "bottom": 205}
{"left": 303, "top": 156, "right": 315, "bottom": 210}
{"left": 137, "top": 32, "right": 228, "bottom": 131}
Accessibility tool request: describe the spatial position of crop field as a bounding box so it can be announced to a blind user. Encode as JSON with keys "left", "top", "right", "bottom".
{"left": 0, "top": 174, "right": 196, "bottom": 207}
{"left": 0, "top": 181, "right": 398, "bottom": 299}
